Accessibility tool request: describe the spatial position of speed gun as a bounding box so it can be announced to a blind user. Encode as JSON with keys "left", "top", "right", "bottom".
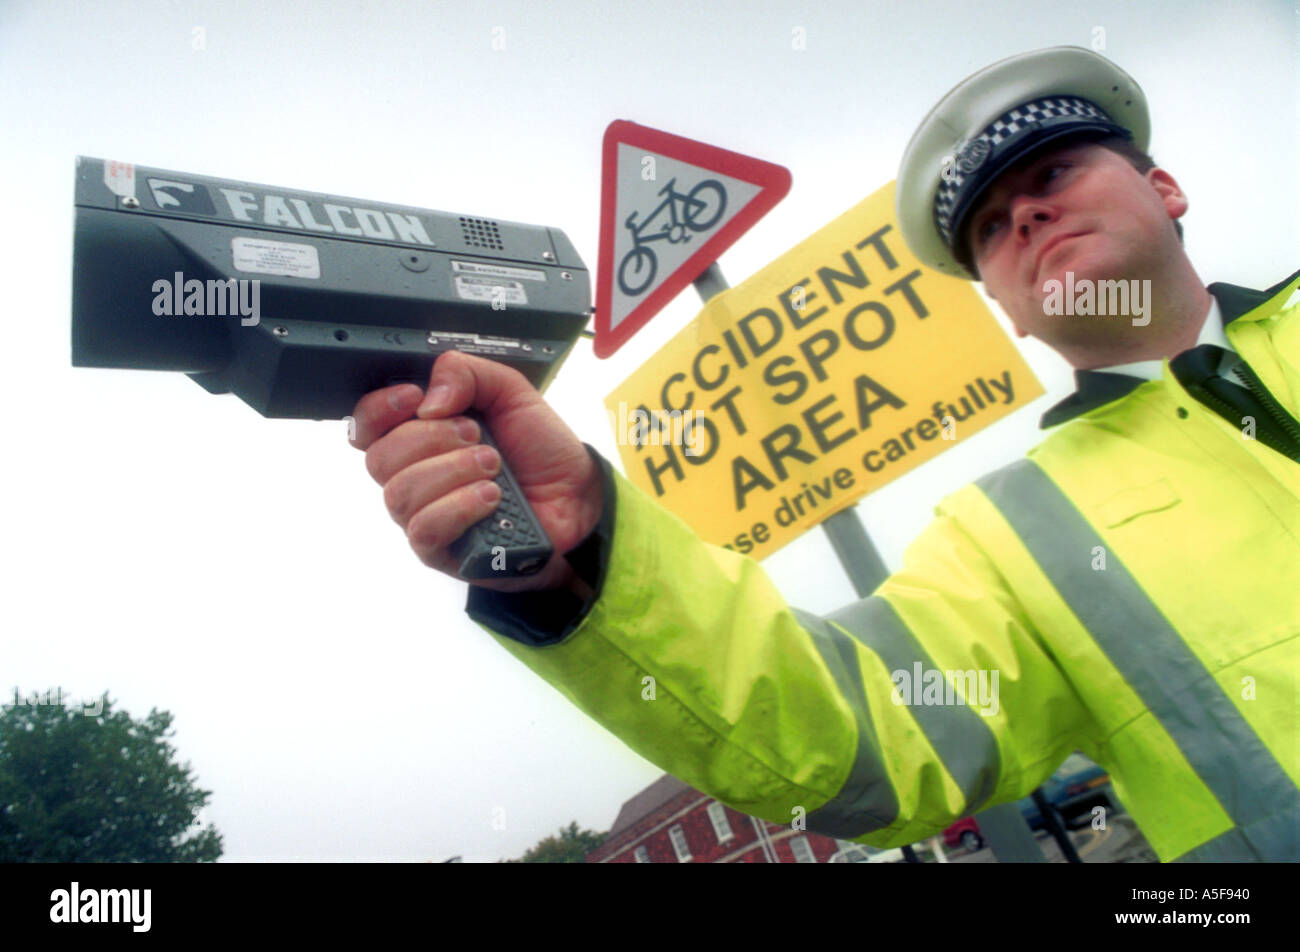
{"left": 71, "top": 157, "right": 591, "bottom": 578}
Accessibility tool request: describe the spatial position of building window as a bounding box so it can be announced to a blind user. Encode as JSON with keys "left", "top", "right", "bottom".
{"left": 790, "top": 836, "right": 816, "bottom": 864}
{"left": 668, "top": 825, "right": 692, "bottom": 862}
{"left": 634, "top": 846, "right": 650, "bottom": 864}
{"left": 707, "top": 802, "right": 734, "bottom": 843}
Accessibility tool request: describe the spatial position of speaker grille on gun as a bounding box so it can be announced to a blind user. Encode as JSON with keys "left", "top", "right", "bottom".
{"left": 460, "top": 216, "right": 504, "bottom": 250}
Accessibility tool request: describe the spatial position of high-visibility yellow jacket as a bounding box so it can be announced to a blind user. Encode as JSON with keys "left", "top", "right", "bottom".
{"left": 470, "top": 271, "right": 1300, "bottom": 862}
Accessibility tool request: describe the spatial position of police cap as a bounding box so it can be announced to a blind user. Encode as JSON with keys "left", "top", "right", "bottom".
{"left": 896, "top": 46, "right": 1150, "bottom": 279}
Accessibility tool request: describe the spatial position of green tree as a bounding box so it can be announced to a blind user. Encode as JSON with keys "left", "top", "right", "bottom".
{"left": 506, "top": 821, "right": 607, "bottom": 863}
{"left": 0, "top": 690, "right": 222, "bottom": 862}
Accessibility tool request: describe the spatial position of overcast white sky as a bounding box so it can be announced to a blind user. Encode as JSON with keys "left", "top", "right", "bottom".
{"left": 2, "top": 0, "right": 1295, "bottom": 862}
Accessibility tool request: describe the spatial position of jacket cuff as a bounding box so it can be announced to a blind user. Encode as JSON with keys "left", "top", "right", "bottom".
{"left": 464, "top": 444, "right": 617, "bottom": 647}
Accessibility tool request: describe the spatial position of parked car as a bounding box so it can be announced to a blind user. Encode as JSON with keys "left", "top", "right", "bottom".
{"left": 942, "top": 752, "right": 1120, "bottom": 848}
{"left": 1022, "top": 752, "right": 1117, "bottom": 830}
{"left": 943, "top": 816, "right": 984, "bottom": 852}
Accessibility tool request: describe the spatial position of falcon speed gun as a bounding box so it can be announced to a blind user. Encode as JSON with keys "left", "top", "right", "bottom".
{"left": 71, "top": 157, "right": 592, "bottom": 578}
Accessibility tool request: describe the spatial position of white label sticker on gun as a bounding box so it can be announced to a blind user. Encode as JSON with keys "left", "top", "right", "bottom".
{"left": 231, "top": 237, "right": 321, "bottom": 279}
{"left": 453, "top": 275, "right": 528, "bottom": 305}
{"left": 451, "top": 260, "right": 547, "bottom": 282}
{"left": 432, "top": 331, "right": 524, "bottom": 357}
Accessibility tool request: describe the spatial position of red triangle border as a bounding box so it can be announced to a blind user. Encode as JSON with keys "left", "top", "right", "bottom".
{"left": 594, "top": 120, "right": 792, "bottom": 359}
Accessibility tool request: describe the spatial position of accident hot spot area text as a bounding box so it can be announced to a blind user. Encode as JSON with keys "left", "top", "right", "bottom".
{"left": 607, "top": 184, "right": 1041, "bottom": 559}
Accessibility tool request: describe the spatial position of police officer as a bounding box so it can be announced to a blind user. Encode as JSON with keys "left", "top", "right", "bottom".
{"left": 350, "top": 47, "right": 1299, "bottom": 862}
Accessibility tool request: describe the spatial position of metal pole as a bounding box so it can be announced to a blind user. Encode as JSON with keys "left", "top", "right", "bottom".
{"left": 820, "top": 507, "right": 890, "bottom": 598}
{"left": 692, "top": 263, "right": 1044, "bottom": 863}
{"left": 692, "top": 262, "right": 731, "bottom": 301}
{"left": 1032, "top": 788, "right": 1083, "bottom": 863}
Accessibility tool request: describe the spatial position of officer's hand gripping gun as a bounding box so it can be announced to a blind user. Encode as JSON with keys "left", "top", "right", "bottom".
{"left": 71, "top": 158, "right": 591, "bottom": 578}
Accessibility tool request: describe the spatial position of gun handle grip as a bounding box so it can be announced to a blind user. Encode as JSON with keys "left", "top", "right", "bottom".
{"left": 448, "top": 410, "right": 553, "bottom": 579}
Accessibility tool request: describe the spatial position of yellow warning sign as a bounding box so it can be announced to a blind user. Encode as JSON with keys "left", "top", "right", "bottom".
{"left": 605, "top": 181, "right": 1043, "bottom": 560}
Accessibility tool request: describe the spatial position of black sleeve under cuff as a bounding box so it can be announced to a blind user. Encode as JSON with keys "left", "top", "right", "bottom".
{"left": 464, "top": 444, "right": 617, "bottom": 647}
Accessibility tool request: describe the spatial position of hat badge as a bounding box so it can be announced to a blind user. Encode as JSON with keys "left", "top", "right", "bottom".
{"left": 955, "top": 136, "right": 991, "bottom": 175}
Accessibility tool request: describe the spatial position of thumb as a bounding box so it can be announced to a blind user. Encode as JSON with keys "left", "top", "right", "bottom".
{"left": 415, "top": 350, "right": 533, "bottom": 420}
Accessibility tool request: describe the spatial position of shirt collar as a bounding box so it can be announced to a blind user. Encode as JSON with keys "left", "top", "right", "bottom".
{"left": 1095, "top": 297, "right": 1230, "bottom": 382}
{"left": 1038, "top": 277, "right": 1285, "bottom": 429}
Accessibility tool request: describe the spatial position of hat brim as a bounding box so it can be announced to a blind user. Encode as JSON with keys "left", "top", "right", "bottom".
{"left": 896, "top": 46, "right": 1150, "bottom": 280}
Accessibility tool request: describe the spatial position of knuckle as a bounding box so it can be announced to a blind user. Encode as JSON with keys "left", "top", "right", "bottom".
{"left": 364, "top": 446, "right": 386, "bottom": 483}
{"left": 407, "top": 531, "right": 441, "bottom": 570}
{"left": 407, "top": 505, "right": 452, "bottom": 552}
{"left": 356, "top": 392, "right": 387, "bottom": 426}
{"left": 425, "top": 418, "right": 462, "bottom": 455}
{"left": 382, "top": 475, "right": 410, "bottom": 524}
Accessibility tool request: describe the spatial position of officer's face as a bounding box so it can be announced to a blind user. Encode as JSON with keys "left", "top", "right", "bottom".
{"left": 962, "top": 143, "right": 1188, "bottom": 346}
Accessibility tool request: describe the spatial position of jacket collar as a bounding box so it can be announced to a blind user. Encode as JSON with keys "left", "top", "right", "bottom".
{"left": 1038, "top": 270, "right": 1300, "bottom": 429}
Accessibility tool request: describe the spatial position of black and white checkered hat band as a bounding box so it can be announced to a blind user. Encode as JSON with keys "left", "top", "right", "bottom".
{"left": 934, "top": 96, "right": 1120, "bottom": 247}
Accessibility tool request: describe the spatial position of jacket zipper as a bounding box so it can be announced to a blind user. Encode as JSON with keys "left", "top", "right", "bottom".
{"left": 1233, "top": 362, "right": 1300, "bottom": 446}
{"left": 1184, "top": 370, "right": 1300, "bottom": 463}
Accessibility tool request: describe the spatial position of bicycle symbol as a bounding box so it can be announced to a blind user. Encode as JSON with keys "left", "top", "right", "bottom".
{"left": 618, "top": 177, "right": 727, "bottom": 297}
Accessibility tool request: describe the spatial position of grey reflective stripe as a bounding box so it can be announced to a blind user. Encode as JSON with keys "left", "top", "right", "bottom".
{"left": 796, "top": 599, "right": 1001, "bottom": 838}
{"left": 1173, "top": 806, "right": 1300, "bottom": 862}
{"left": 827, "top": 597, "right": 1001, "bottom": 815}
{"left": 795, "top": 608, "right": 899, "bottom": 838}
{"left": 978, "top": 459, "right": 1300, "bottom": 861}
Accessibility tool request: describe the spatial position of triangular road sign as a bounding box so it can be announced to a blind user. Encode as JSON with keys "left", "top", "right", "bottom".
{"left": 594, "top": 120, "right": 791, "bottom": 358}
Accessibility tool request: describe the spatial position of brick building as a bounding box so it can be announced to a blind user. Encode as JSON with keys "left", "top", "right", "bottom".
{"left": 585, "top": 774, "right": 847, "bottom": 863}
